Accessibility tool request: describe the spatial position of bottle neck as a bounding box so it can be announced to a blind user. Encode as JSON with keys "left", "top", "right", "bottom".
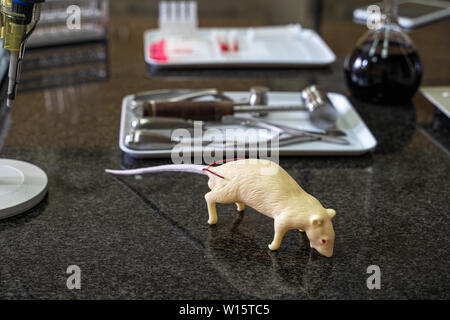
{"left": 383, "top": 0, "right": 399, "bottom": 24}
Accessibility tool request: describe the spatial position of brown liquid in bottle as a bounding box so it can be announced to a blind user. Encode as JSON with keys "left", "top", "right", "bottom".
{"left": 344, "top": 40, "right": 422, "bottom": 104}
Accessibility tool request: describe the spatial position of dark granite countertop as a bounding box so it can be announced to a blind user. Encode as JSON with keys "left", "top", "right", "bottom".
{"left": 0, "top": 0, "right": 449, "bottom": 299}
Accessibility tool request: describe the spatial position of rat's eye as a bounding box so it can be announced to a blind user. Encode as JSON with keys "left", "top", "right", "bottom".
{"left": 321, "top": 239, "right": 327, "bottom": 244}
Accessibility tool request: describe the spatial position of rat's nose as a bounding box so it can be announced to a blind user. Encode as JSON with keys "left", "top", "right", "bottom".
{"left": 323, "top": 248, "right": 333, "bottom": 257}
{"left": 316, "top": 243, "right": 334, "bottom": 257}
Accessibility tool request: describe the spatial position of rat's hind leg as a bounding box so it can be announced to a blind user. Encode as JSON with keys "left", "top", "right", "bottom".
{"left": 268, "top": 218, "right": 288, "bottom": 251}
{"left": 236, "top": 202, "right": 245, "bottom": 212}
{"left": 205, "top": 191, "right": 218, "bottom": 225}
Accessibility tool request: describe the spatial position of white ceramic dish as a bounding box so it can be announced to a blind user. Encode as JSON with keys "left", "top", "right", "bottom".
{"left": 119, "top": 91, "right": 377, "bottom": 158}
{"left": 0, "top": 159, "right": 48, "bottom": 220}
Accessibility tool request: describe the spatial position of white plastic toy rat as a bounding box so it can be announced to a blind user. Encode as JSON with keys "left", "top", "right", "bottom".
{"left": 106, "top": 159, "right": 336, "bottom": 257}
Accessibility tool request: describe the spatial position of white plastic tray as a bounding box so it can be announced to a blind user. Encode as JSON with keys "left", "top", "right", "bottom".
{"left": 421, "top": 86, "right": 450, "bottom": 118}
{"left": 119, "top": 91, "right": 377, "bottom": 158}
{"left": 144, "top": 25, "right": 336, "bottom": 68}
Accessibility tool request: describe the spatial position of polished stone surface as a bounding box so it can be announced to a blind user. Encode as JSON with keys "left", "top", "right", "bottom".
{"left": 0, "top": 0, "right": 449, "bottom": 299}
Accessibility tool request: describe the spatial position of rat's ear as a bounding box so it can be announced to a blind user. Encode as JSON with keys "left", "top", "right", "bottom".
{"left": 310, "top": 215, "right": 324, "bottom": 226}
{"left": 326, "top": 209, "right": 336, "bottom": 219}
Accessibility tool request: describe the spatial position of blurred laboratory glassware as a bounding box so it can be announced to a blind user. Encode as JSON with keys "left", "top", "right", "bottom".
{"left": 344, "top": 0, "right": 422, "bottom": 104}
{"left": 28, "top": 0, "right": 109, "bottom": 48}
{"left": 159, "top": 1, "right": 198, "bottom": 36}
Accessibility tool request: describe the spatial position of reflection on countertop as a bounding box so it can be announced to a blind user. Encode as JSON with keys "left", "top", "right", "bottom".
{"left": 20, "top": 41, "right": 109, "bottom": 92}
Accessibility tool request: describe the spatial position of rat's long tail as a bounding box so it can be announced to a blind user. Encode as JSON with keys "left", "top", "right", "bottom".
{"left": 105, "top": 164, "right": 208, "bottom": 176}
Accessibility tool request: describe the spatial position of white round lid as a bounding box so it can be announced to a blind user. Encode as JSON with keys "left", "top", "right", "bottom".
{"left": 0, "top": 159, "right": 48, "bottom": 220}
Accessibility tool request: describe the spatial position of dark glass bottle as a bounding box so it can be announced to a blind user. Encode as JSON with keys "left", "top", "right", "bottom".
{"left": 344, "top": 0, "right": 423, "bottom": 104}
